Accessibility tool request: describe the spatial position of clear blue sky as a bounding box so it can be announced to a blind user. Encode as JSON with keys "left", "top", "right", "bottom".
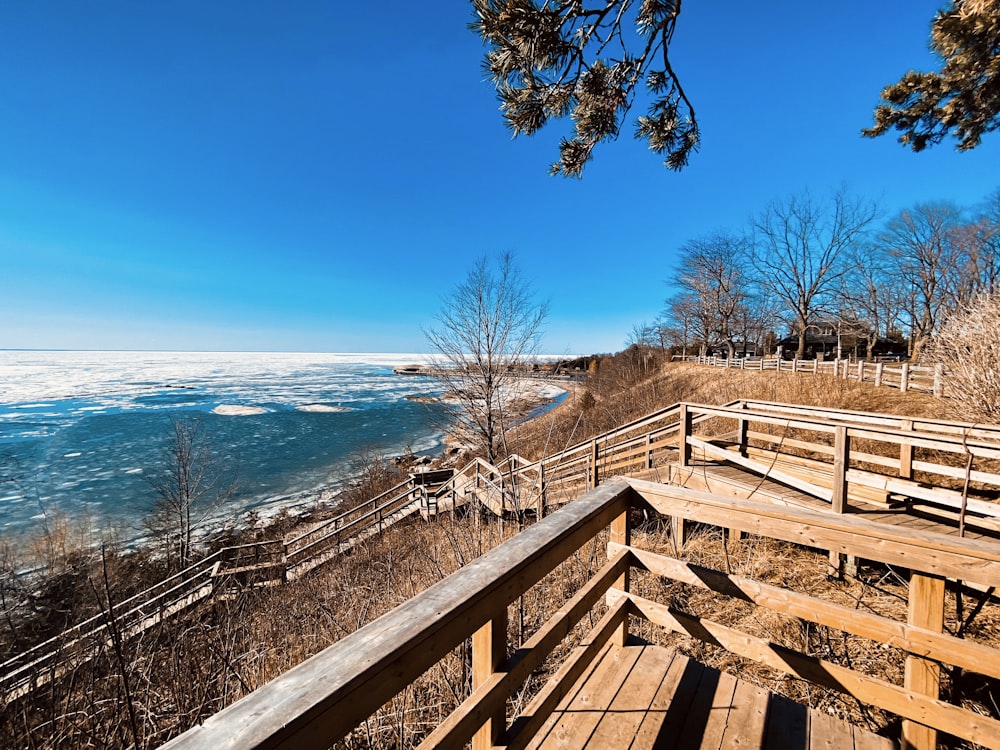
{"left": 1, "top": 1, "right": 997, "bottom": 354}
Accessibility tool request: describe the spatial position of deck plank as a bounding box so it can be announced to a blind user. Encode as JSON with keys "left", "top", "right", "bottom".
{"left": 586, "top": 645, "right": 675, "bottom": 748}
{"left": 526, "top": 642, "right": 644, "bottom": 749}
{"left": 852, "top": 723, "right": 896, "bottom": 750}
{"left": 809, "top": 707, "right": 849, "bottom": 750}
{"left": 718, "top": 679, "right": 769, "bottom": 750}
{"left": 528, "top": 645, "right": 889, "bottom": 750}
{"left": 762, "top": 692, "right": 808, "bottom": 749}
{"left": 631, "top": 647, "right": 705, "bottom": 749}
{"left": 674, "top": 668, "right": 738, "bottom": 749}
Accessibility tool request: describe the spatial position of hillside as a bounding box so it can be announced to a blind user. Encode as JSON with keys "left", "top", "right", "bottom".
{"left": 2, "top": 358, "right": 982, "bottom": 749}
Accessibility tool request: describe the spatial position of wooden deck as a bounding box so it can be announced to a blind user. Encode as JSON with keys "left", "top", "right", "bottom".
{"left": 663, "top": 460, "right": 1000, "bottom": 545}
{"left": 527, "top": 641, "right": 896, "bottom": 750}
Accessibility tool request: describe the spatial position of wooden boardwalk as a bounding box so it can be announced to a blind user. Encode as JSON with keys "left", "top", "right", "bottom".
{"left": 528, "top": 641, "right": 895, "bottom": 750}
{"left": 664, "top": 459, "right": 1000, "bottom": 545}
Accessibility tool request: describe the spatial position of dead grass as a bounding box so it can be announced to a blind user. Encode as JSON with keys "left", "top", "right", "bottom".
{"left": 6, "top": 357, "right": 998, "bottom": 748}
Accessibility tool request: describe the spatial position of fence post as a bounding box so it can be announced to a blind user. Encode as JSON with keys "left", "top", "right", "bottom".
{"left": 828, "top": 426, "right": 853, "bottom": 578}
{"left": 678, "top": 404, "right": 692, "bottom": 468}
{"left": 472, "top": 607, "right": 509, "bottom": 750}
{"left": 856, "top": 360, "right": 864, "bottom": 382}
{"left": 875, "top": 362, "right": 884, "bottom": 388}
{"left": 832, "top": 358, "right": 838, "bottom": 377}
{"left": 538, "top": 463, "right": 546, "bottom": 519}
{"left": 590, "top": 439, "right": 599, "bottom": 489}
{"left": 609, "top": 503, "right": 631, "bottom": 646}
{"left": 737, "top": 403, "right": 749, "bottom": 458}
{"left": 900, "top": 362, "right": 910, "bottom": 393}
{"left": 933, "top": 363, "right": 944, "bottom": 398}
{"left": 899, "top": 419, "right": 914, "bottom": 481}
{"left": 901, "top": 573, "right": 945, "bottom": 750}
{"left": 792, "top": 357, "right": 798, "bottom": 373}
{"left": 842, "top": 358, "right": 849, "bottom": 379}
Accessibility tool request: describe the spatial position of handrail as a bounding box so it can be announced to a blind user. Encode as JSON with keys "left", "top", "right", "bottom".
{"left": 285, "top": 477, "right": 414, "bottom": 549}
{"left": 1, "top": 552, "right": 222, "bottom": 696}
{"left": 739, "top": 398, "right": 1000, "bottom": 442}
{"left": 159, "top": 480, "right": 631, "bottom": 750}
{"left": 160, "top": 478, "right": 1000, "bottom": 750}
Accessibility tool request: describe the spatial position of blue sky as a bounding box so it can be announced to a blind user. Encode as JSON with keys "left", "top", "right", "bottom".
{"left": 1, "top": 1, "right": 997, "bottom": 354}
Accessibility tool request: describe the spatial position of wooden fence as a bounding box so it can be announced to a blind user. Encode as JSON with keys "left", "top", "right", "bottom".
{"left": 0, "top": 476, "right": 432, "bottom": 700}
{"left": 687, "top": 355, "right": 948, "bottom": 397}
{"left": 160, "top": 478, "right": 1000, "bottom": 750}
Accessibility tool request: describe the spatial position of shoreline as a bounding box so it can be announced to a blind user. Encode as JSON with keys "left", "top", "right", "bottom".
{"left": 243, "top": 379, "right": 570, "bottom": 541}
{"left": 4, "top": 375, "right": 570, "bottom": 567}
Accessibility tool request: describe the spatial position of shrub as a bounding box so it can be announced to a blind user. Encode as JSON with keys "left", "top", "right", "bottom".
{"left": 930, "top": 292, "right": 1000, "bottom": 422}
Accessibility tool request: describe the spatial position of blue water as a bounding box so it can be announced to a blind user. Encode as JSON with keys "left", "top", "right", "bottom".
{"left": 0, "top": 352, "right": 450, "bottom": 541}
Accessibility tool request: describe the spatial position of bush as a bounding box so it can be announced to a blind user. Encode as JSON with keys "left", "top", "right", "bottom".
{"left": 930, "top": 292, "right": 1000, "bottom": 422}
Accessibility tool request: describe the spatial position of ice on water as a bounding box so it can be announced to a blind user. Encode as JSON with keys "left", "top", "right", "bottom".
{"left": 0, "top": 351, "right": 445, "bottom": 542}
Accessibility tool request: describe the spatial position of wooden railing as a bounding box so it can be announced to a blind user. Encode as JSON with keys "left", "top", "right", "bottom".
{"left": 160, "top": 478, "right": 1000, "bottom": 750}
{"left": 285, "top": 478, "right": 423, "bottom": 573}
{"left": 8, "top": 396, "right": 1000, "bottom": 706}
{"left": 0, "top": 476, "right": 431, "bottom": 700}
{"left": 0, "top": 553, "right": 221, "bottom": 699}
{"left": 674, "top": 401, "right": 1000, "bottom": 521}
{"left": 689, "top": 355, "right": 948, "bottom": 397}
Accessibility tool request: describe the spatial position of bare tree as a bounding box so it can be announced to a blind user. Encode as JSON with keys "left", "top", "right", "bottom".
{"left": 425, "top": 253, "right": 547, "bottom": 465}
{"left": 146, "top": 417, "right": 237, "bottom": 570}
{"left": 674, "top": 231, "right": 752, "bottom": 357}
{"left": 842, "top": 241, "right": 909, "bottom": 358}
{"left": 879, "top": 203, "right": 964, "bottom": 358}
{"left": 752, "top": 189, "right": 879, "bottom": 359}
{"left": 954, "top": 190, "right": 1000, "bottom": 300}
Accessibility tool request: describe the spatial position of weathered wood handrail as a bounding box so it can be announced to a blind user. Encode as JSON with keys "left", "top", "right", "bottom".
{"left": 160, "top": 480, "right": 632, "bottom": 750}
{"left": 0, "top": 552, "right": 222, "bottom": 697}
{"left": 675, "top": 402, "right": 1000, "bottom": 528}
{"left": 161, "top": 478, "right": 1000, "bottom": 750}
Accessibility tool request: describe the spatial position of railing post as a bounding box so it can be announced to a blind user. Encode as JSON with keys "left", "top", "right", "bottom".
{"left": 933, "top": 363, "right": 944, "bottom": 398}
{"left": 828, "top": 426, "right": 852, "bottom": 578}
{"left": 645, "top": 432, "right": 654, "bottom": 470}
{"left": 736, "top": 403, "right": 749, "bottom": 459}
{"left": 589, "top": 438, "right": 599, "bottom": 489}
{"left": 609, "top": 503, "right": 631, "bottom": 646}
{"left": 537, "top": 463, "right": 546, "bottom": 519}
{"left": 900, "top": 362, "right": 910, "bottom": 393}
{"left": 875, "top": 361, "right": 884, "bottom": 388}
{"left": 678, "top": 404, "right": 691, "bottom": 468}
{"left": 901, "top": 573, "right": 945, "bottom": 750}
{"left": 472, "top": 607, "right": 508, "bottom": 750}
{"left": 899, "top": 419, "right": 914, "bottom": 481}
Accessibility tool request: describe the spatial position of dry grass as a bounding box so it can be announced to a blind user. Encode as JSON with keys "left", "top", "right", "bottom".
{"left": 5, "top": 357, "right": 998, "bottom": 748}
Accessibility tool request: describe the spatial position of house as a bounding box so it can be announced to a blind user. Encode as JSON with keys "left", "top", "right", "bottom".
{"left": 777, "top": 322, "right": 907, "bottom": 360}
